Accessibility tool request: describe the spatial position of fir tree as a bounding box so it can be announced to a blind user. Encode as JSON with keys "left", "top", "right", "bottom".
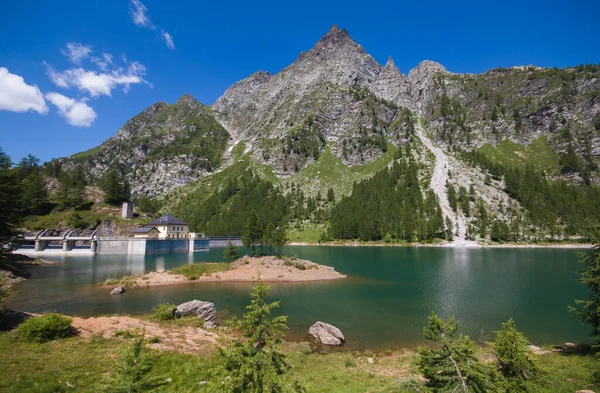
{"left": 327, "top": 187, "right": 335, "bottom": 203}
{"left": 21, "top": 172, "right": 49, "bottom": 216}
{"left": 458, "top": 186, "right": 470, "bottom": 217}
{"left": 263, "top": 222, "right": 276, "bottom": 255}
{"left": 492, "top": 319, "right": 544, "bottom": 386}
{"left": 271, "top": 225, "right": 288, "bottom": 257}
{"left": 418, "top": 313, "right": 502, "bottom": 393}
{"left": 103, "top": 334, "right": 166, "bottom": 393}
{"left": 570, "top": 237, "right": 600, "bottom": 345}
{"left": 242, "top": 210, "right": 263, "bottom": 255}
{"left": 447, "top": 181, "right": 457, "bottom": 213}
{"left": 216, "top": 279, "right": 302, "bottom": 393}
{"left": 101, "top": 166, "right": 130, "bottom": 206}
{"left": 224, "top": 240, "right": 240, "bottom": 262}
{"left": 0, "top": 148, "right": 20, "bottom": 248}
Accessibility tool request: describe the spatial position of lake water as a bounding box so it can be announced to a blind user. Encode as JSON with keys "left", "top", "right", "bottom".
{"left": 8, "top": 246, "right": 590, "bottom": 350}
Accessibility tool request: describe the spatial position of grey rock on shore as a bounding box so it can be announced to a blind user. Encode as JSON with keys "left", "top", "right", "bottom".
{"left": 110, "top": 286, "right": 126, "bottom": 295}
{"left": 308, "top": 321, "right": 345, "bottom": 346}
{"left": 175, "top": 300, "right": 217, "bottom": 329}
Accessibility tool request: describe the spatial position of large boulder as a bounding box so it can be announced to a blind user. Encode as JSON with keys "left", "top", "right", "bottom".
{"left": 110, "top": 286, "right": 126, "bottom": 295}
{"left": 308, "top": 321, "right": 345, "bottom": 346}
{"left": 175, "top": 300, "right": 216, "bottom": 328}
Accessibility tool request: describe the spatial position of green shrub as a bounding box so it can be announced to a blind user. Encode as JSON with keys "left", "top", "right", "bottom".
{"left": 114, "top": 329, "right": 136, "bottom": 339}
{"left": 398, "top": 375, "right": 424, "bottom": 392}
{"left": 168, "top": 263, "right": 229, "bottom": 280}
{"left": 17, "top": 313, "right": 73, "bottom": 342}
{"left": 151, "top": 303, "right": 176, "bottom": 321}
{"left": 103, "top": 277, "right": 121, "bottom": 286}
{"left": 282, "top": 258, "right": 306, "bottom": 270}
{"left": 147, "top": 336, "right": 161, "bottom": 344}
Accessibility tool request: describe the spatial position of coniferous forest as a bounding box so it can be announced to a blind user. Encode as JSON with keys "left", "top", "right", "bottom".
{"left": 326, "top": 158, "right": 445, "bottom": 242}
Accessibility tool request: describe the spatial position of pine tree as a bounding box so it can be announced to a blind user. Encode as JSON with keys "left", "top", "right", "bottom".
{"left": 570, "top": 237, "right": 600, "bottom": 345}
{"left": 242, "top": 210, "right": 263, "bottom": 255}
{"left": 0, "top": 148, "right": 20, "bottom": 248}
{"left": 70, "top": 164, "right": 87, "bottom": 207}
{"left": 458, "top": 186, "right": 470, "bottom": 217}
{"left": 103, "top": 335, "right": 166, "bottom": 393}
{"left": 216, "top": 279, "right": 302, "bottom": 393}
{"left": 492, "top": 319, "right": 544, "bottom": 386}
{"left": 327, "top": 187, "right": 335, "bottom": 203}
{"left": 21, "top": 172, "right": 48, "bottom": 215}
{"left": 263, "top": 222, "right": 276, "bottom": 255}
{"left": 271, "top": 225, "right": 288, "bottom": 257}
{"left": 101, "top": 166, "right": 130, "bottom": 206}
{"left": 445, "top": 216, "right": 454, "bottom": 241}
{"left": 447, "top": 181, "right": 457, "bottom": 213}
{"left": 418, "top": 313, "right": 502, "bottom": 393}
{"left": 224, "top": 240, "right": 240, "bottom": 262}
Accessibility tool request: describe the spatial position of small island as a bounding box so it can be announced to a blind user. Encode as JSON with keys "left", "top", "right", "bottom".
{"left": 105, "top": 256, "right": 346, "bottom": 290}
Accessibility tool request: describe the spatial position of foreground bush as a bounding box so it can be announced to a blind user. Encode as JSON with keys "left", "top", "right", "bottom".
{"left": 102, "top": 335, "right": 166, "bottom": 393}
{"left": 150, "top": 303, "right": 176, "bottom": 321}
{"left": 17, "top": 313, "right": 73, "bottom": 342}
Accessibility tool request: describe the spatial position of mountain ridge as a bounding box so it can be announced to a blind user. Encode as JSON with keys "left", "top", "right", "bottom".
{"left": 51, "top": 25, "right": 600, "bottom": 243}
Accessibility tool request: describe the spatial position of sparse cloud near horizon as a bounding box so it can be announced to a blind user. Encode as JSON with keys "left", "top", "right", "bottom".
{"left": 129, "top": 0, "right": 175, "bottom": 50}
{"left": 0, "top": 67, "right": 48, "bottom": 114}
{"left": 45, "top": 92, "right": 97, "bottom": 127}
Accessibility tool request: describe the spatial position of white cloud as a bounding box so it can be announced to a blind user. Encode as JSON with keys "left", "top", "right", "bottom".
{"left": 130, "top": 0, "right": 154, "bottom": 29}
{"left": 129, "top": 0, "right": 175, "bottom": 50}
{"left": 162, "top": 30, "right": 175, "bottom": 49}
{"left": 46, "top": 92, "right": 97, "bottom": 127}
{"left": 46, "top": 61, "right": 149, "bottom": 97}
{"left": 0, "top": 67, "right": 48, "bottom": 114}
{"left": 90, "top": 53, "right": 113, "bottom": 71}
{"left": 61, "top": 43, "right": 92, "bottom": 64}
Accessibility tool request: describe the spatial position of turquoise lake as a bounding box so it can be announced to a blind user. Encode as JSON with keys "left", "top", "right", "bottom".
{"left": 7, "top": 246, "right": 590, "bottom": 350}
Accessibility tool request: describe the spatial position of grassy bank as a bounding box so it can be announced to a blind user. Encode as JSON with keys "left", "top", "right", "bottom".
{"left": 0, "top": 331, "right": 597, "bottom": 393}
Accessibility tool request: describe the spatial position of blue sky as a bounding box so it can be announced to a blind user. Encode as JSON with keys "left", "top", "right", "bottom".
{"left": 1, "top": 0, "right": 598, "bottom": 163}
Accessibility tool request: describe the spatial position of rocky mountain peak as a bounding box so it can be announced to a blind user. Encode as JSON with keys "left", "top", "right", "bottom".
{"left": 307, "top": 24, "right": 366, "bottom": 61}
{"left": 408, "top": 60, "right": 447, "bottom": 80}
{"left": 384, "top": 56, "right": 396, "bottom": 68}
{"left": 175, "top": 93, "right": 202, "bottom": 108}
{"left": 407, "top": 60, "right": 448, "bottom": 112}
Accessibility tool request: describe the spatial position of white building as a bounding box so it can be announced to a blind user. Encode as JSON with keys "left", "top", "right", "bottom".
{"left": 136, "top": 215, "right": 190, "bottom": 239}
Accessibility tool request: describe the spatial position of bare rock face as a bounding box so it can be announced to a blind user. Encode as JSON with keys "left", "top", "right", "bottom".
{"left": 175, "top": 300, "right": 216, "bottom": 328}
{"left": 373, "top": 56, "right": 414, "bottom": 109}
{"left": 308, "top": 321, "right": 345, "bottom": 346}
{"left": 110, "top": 286, "right": 126, "bottom": 295}
{"left": 58, "top": 94, "right": 229, "bottom": 198}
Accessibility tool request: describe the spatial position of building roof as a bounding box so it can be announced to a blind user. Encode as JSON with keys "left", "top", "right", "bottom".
{"left": 146, "top": 214, "right": 188, "bottom": 226}
{"left": 134, "top": 226, "right": 158, "bottom": 233}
